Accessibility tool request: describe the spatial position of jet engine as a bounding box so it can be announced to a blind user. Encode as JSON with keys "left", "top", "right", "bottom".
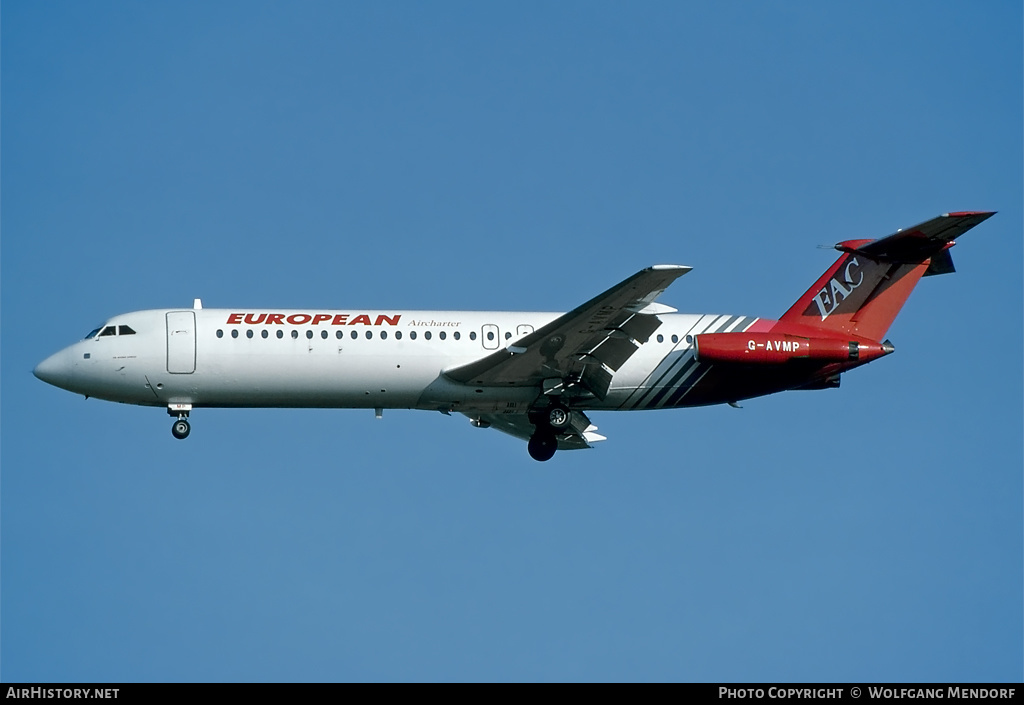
{"left": 693, "top": 332, "right": 893, "bottom": 364}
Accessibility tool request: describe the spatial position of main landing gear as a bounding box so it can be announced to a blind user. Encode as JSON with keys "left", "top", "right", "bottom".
{"left": 527, "top": 402, "right": 572, "bottom": 462}
{"left": 528, "top": 433, "right": 557, "bottom": 462}
{"left": 168, "top": 404, "right": 192, "bottom": 440}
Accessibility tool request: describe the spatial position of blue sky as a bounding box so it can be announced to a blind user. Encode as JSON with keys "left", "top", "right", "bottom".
{"left": 2, "top": 1, "right": 1021, "bottom": 682}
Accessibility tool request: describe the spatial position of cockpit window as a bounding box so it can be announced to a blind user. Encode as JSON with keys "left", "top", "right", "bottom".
{"left": 84, "top": 327, "right": 102, "bottom": 339}
{"left": 98, "top": 326, "right": 117, "bottom": 337}
{"left": 118, "top": 325, "right": 136, "bottom": 335}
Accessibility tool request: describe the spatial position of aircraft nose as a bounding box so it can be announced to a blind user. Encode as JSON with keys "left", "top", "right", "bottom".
{"left": 34, "top": 350, "right": 75, "bottom": 390}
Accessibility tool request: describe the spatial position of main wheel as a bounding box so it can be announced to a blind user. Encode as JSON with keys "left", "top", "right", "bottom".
{"left": 528, "top": 432, "right": 557, "bottom": 462}
{"left": 171, "top": 419, "right": 191, "bottom": 440}
{"left": 546, "top": 404, "right": 571, "bottom": 430}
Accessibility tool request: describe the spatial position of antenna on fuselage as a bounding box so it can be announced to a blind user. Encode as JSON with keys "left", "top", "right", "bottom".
{"left": 193, "top": 298, "right": 203, "bottom": 310}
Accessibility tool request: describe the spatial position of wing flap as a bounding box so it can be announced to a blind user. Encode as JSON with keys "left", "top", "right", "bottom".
{"left": 616, "top": 312, "right": 663, "bottom": 343}
{"left": 584, "top": 335, "right": 640, "bottom": 371}
{"left": 580, "top": 363, "right": 614, "bottom": 400}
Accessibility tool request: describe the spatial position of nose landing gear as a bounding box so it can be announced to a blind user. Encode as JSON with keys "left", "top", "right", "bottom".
{"left": 167, "top": 403, "right": 192, "bottom": 440}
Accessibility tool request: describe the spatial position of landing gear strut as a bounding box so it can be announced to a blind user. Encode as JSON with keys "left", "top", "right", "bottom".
{"left": 168, "top": 403, "right": 192, "bottom": 440}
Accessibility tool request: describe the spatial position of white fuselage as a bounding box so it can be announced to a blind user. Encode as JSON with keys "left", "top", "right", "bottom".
{"left": 35, "top": 307, "right": 760, "bottom": 414}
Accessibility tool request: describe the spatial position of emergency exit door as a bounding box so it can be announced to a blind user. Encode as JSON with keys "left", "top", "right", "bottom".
{"left": 166, "top": 311, "right": 196, "bottom": 374}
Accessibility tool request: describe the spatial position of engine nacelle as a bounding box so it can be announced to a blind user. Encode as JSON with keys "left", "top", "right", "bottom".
{"left": 693, "top": 332, "right": 893, "bottom": 364}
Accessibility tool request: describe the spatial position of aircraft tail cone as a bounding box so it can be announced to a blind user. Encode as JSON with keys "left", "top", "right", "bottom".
{"left": 853, "top": 339, "right": 895, "bottom": 363}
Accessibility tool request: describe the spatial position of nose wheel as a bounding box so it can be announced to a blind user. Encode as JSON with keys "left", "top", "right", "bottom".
{"left": 167, "top": 403, "right": 193, "bottom": 440}
{"left": 171, "top": 418, "right": 191, "bottom": 439}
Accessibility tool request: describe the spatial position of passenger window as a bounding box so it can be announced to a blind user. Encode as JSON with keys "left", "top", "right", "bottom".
{"left": 118, "top": 325, "right": 136, "bottom": 335}
{"left": 470, "top": 332, "right": 477, "bottom": 341}
{"left": 291, "top": 330, "right": 299, "bottom": 339}
{"left": 381, "top": 331, "right": 388, "bottom": 340}
{"left": 486, "top": 331, "right": 494, "bottom": 341}
{"left": 246, "top": 330, "right": 254, "bottom": 339}
{"left": 262, "top": 330, "right": 269, "bottom": 339}
{"left": 217, "top": 330, "right": 224, "bottom": 338}
{"left": 454, "top": 332, "right": 460, "bottom": 341}
{"left": 424, "top": 331, "right": 432, "bottom": 340}
{"left": 365, "top": 331, "right": 373, "bottom": 339}
{"left": 439, "top": 331, "right": 446, "bottom": 340}
{"left": 306, "top": 330, "right": 313, "bottom": 339}
{"left": 321, "top": 330, "right": 328, "bottom": 339}
{"left": 336, "top": 331, "right": 343, "bottom": 339}
{"left": 410, "top": 331, "right": 417, "bottom": 340}
{"left": 671, "top": 334, "right": 679, "bottom": 343}
{"left": 351, "top": 330, "right": 358, "bottom": 340}
{"left": 395, "top": 331, "right": 402, "bottom": 340}
{"left": 99, "top": 327, "right": 117, "bottom": 337}
{"left": 277, "top": 330, "right": 284, "bottom": 339}
{"left": 231, "top": 330, "right": 239, "bottom": 339}
{"left": 657, "top": 334, "right": 664, "bottom": 343}
{"left": 505, "top": 332, "right": 511, "bottom": 340}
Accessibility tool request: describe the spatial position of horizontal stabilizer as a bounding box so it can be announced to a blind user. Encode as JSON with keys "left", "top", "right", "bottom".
{"left": 843, "top": 211, "right": 995, "bottom": 263}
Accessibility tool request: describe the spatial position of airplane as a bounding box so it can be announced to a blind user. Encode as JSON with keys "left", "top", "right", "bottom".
{"left": 34, "top": 212, "right": 994, "bottom": 461}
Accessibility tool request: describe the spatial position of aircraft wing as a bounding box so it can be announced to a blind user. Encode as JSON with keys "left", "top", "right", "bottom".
{"left": 463, "top": 410, "right": 606, "bottom": 451}
{"left": 444, "top": 265, "right": 691, "bottom": 399}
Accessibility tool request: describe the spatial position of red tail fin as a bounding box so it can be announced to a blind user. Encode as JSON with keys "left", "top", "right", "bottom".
{"left": 780, "top": 212, "right": 995, "bottom": 341}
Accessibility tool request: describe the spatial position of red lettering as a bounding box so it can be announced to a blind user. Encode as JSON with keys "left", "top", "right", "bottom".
{"left": 230, "top": 312, "right": 401, "bottom": 326}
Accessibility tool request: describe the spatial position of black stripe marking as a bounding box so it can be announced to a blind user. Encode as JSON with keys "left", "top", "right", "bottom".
{"left": 664, "top": 364, "right": 715, "bottom": 407}
{"left": 628, "top": 315, "right": 724, "bottom": 408}
{"left": 624, "top": 315, "right": 715, "bottom": 408}
{"left": 645, "top": 354, "right": 699, "bottom": 408}
{"left": 653, "top": 314, "right": 743, "bottom": 408}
